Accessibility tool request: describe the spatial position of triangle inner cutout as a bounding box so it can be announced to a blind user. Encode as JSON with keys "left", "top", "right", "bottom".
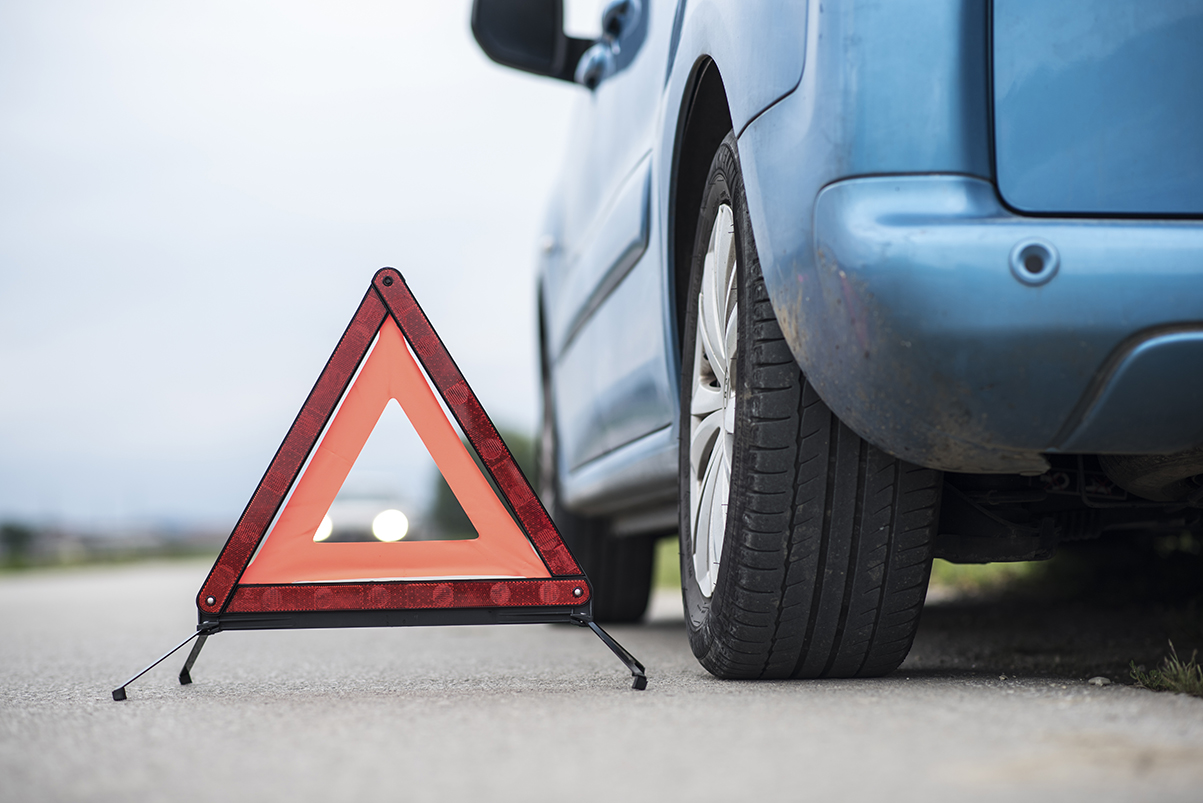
{"left": 318, "top": 398, "right": 478, "bottom": 542}
{"left": 239, "top": 316, "right": 548, "bottom": 584}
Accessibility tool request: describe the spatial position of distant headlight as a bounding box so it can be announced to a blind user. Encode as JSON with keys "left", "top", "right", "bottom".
{"left": 312, "top": 514, "right": 334, "bottom": 542}
{"left": 372, "top": 509, "right": 409, "bottom": 542}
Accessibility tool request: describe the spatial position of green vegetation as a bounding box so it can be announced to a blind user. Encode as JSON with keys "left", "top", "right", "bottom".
{"left": 2, "top": 516, "right": 224, "bottom": 573}
{"left": 931, "top": 532, "right": 1203, "bottom": 605}
{"left": 928, "top": 558, "right": 1047, "bottom": 594}
{"left": 659, "top": 543, "right": 1044, "bottom": 596}
{"left": 653, "top": 535, "right": 681, "bottom": 589}
{"left": 0, "top": 524, "right": 220, "bottom": 573}
{"left": 1131, "top": 642, "right": 1203, "bottom": 698}
{"left": 1, "top": 522, "right": 35, "bottom": 568}
{"left": 428, "top": 427, "right": 536, "bottom": 539}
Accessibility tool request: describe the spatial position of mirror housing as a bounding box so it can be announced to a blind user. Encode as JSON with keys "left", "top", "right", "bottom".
{"left": 471, "top": 0, "right": 592, "bottom": 83}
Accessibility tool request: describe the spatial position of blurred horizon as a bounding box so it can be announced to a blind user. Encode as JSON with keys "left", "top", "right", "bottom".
{"left": 0, "top": 1, "right": 590, "bottom": 534}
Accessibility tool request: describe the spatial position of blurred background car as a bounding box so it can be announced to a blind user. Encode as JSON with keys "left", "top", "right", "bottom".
{"left": 474, "top": 0, "right": 1203, "bottom": 679}
{"left": 314, "top": 486, "right": 433, "bottom": 543}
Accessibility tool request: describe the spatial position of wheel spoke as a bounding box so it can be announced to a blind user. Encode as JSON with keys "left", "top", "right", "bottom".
{"left": 724, "top": 300, "right": 738, "bottom": 374}
{"left": 713, "top": 207, "right": 735, "bottom": 293}
{"left": 692, "top": 447, "right": 716, "bottom": 589}
{"left": 693, "top": 439, "right": 728, "bottom": 596}
{"left": 690, "top": 409, "right": 723, "bottom": 480}
{"left": 699, "top": 205, "right": 734, "bottom": 386}
{"left": 699, "top": 288, "right": 727, "bottom": 390}
{"left": 706, "top": 448, "right": 729, "bottom": 579}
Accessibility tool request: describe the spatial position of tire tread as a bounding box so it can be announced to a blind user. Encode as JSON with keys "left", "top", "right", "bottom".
{"left": 682, "top": 133, "right": 941, "bottom": 679}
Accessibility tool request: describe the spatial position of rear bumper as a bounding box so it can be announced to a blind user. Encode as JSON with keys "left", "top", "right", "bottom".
{"left": 794, "top": 175, "right": 1203, "bottom": 473}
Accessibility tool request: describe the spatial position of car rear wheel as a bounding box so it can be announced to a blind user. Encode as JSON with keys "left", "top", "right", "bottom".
{"left": 679, "top": 133, "right": 943, "bottom": 678}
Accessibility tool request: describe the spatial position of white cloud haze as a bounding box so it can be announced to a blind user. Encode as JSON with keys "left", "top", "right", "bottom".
{"left": 0, "top": 1, "right": 580, "bottom": 531}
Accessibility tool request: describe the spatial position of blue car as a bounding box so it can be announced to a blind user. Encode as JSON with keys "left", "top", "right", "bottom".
{"left": 473, "top": 0, "right": 1203, "bottom": 678}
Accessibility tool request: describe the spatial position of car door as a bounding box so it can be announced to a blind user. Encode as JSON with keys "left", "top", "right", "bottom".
{"left": 542, "top": 1, "right": 677, "bottom": 497}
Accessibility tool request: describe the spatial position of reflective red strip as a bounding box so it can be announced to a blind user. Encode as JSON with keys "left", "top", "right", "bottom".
{"left": 198, "top": 269, "right": 585, "bottom": 619}
{"left": 198, "top": 290, "right": 388, "bottom": 614}
{"left": 227, "top": 579, "right": 590, "bottom": 613}
{"left": 375, "top": 271, "right": 583, "bottom": 577}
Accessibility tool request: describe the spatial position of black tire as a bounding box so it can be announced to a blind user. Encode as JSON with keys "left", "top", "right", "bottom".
{"left": 678, "top": 133, "right": 943, "bottom": 678}
{"left": 548, "top": 504, "right": 654, "bottom": 623}
{"left": 537, "top": 328, "right": 654, "bottom": 623}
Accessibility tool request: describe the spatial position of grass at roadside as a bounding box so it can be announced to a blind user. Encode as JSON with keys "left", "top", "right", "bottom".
{"left": 653, "top": 536, "right": 681, "bottom": 589}
{"left": 1, "top": 543, "right": 220, "bottom": 574}
{"left": 928, "top": 559, "right": 1047, "bottom": 595}
{"left": 655, "top": 539, "right": 1050, "bottom": 596}
{"left": 1131, "top": 642, "right": 1203, "bottom": 698}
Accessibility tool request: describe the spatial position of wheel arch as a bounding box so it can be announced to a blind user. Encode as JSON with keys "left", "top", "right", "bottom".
{"left": 669, "top": 58, "right": 733, "bottom": 359}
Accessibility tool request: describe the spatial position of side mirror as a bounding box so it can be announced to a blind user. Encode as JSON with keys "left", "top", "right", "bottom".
{"left": 574, "top": 0, "right": 643, "bottom": 89}
{"left": 471, "top": 0, "right": 592, "bottom": 83}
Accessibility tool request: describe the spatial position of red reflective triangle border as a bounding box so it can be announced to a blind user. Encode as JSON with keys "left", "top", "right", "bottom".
{"left": 196, "top": 268, "right": 586, "bottom": 616}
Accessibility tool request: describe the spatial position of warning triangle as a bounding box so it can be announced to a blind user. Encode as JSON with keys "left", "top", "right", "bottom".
{"left": 240, "top": 315, "right": 546, "bottom": 584}
{"left": 109, "top": 268, "right": 646, "bottom": 702}
{"left": 196, "top": 268, "right": 588, "bottom": 620}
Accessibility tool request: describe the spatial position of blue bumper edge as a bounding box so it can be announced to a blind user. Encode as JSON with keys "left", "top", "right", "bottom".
{"left": 790, "top": 175, "right": 1203, "bottom": 474}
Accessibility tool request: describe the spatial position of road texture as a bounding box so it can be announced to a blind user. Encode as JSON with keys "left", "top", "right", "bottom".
{"left": 2, "top": 558, "right": 1201, "bottom": 802}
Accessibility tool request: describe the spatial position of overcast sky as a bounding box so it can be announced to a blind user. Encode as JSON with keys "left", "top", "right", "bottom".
{"left": 0, "top": 1, "right": 598, "bottom": 531}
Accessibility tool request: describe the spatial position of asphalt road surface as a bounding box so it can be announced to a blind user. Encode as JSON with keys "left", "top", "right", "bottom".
{"left": 2, "top": 559, "right": 1201, "bottom": 802}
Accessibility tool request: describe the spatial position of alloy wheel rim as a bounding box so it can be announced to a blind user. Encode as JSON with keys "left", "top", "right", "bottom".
{"left": 689, "top": 203, "right": 737, "bottom": 599}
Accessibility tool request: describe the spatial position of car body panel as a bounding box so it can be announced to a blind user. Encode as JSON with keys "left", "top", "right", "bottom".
{"left": 540, "top": 2, "right": 673, "bottom": 500}
{"left": 530, "top": 0, "right": 1203, "bottom": 522}
{"left": 542, "top": 3, "right": 670, "bottom": 341}
{"left": 807, "top": 175, "right": 1203, "bottom": 472}
{"left": 559, "top": 424, "right": 677, "bottom": 520}
{"left": 665, "top": 0, "right": 808, "bottom": 134}
{"left": 545, "top": 155, "right": 651, "bottom": 357}
{"left": 1059, "top": 329, "right": 1203, "bottom": 454}
{"left": 739, "top": 0, "right": 992, "bottom": 324}
{"left": 554, "top": 253, "right": 675, "bottom": 471}
{"left": 546, "top": 0, "right": 813, "bottom": 514}
{"left": 993, "top": 0, "right": 1203, "bottom": 215}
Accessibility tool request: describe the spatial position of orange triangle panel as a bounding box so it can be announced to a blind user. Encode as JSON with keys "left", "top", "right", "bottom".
{"left": 196, "top": 269, "right": 587, "bottom": 617}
